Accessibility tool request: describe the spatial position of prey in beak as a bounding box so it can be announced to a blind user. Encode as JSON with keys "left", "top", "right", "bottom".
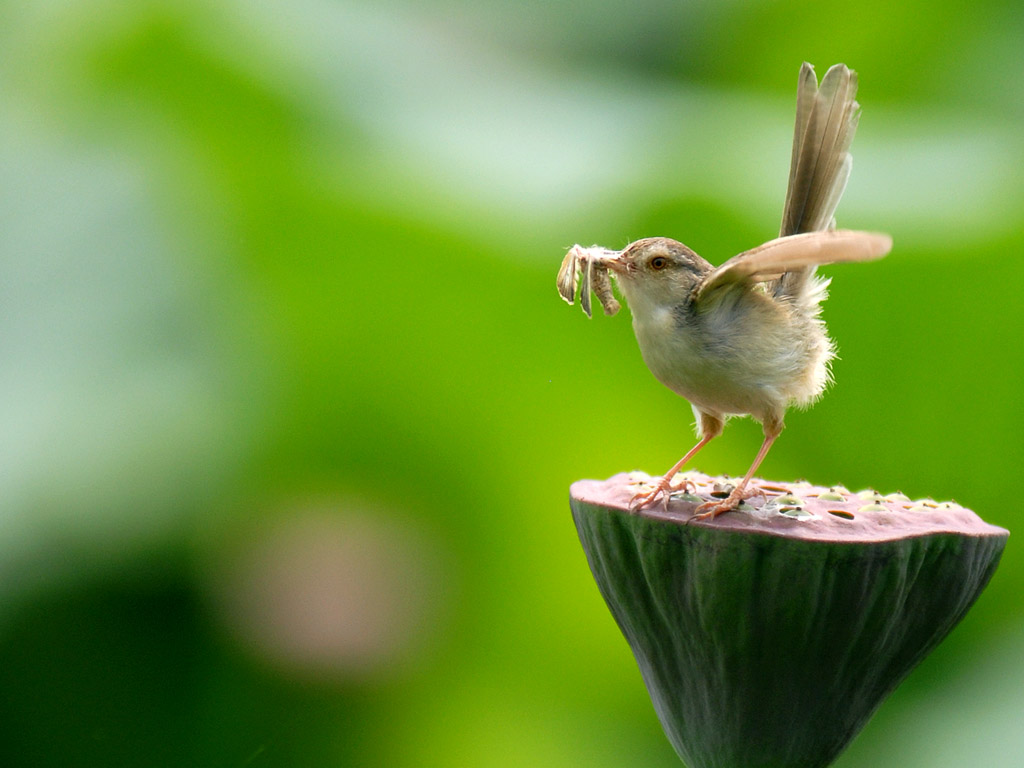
{"left": 556, "top": 244, "right": 622, "bottom": 317}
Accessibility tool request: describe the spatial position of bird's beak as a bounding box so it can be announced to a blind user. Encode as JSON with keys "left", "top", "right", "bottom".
{"left": 601, "top": 252, "right": 628, "bottom": 275}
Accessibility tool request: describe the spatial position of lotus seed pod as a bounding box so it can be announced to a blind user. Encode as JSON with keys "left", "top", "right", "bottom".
{"left": 571, "top": 471, "right": 1008, "bottom": 768}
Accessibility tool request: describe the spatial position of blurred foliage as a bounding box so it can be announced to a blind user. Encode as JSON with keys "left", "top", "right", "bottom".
{"left": 0, "top": 0, "right": 1021, "bottom": 766}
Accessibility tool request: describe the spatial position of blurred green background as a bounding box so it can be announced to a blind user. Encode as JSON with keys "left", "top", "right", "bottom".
{"left": 1, "top": 0, "right": 1021, "bottom": 765}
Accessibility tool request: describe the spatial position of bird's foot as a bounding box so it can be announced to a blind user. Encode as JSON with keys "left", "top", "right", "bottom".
{"left": 668, "top": 475, "right": 697, "bottom": 495}
{"left": 629, "top": 474, "right": 697, "bottom": 512}
{"left": 629, "top": 480, "right": 670, "bottom": 511}
{"left": 691, "top": 484, "right": 764, "bottom": 522}
{"left": 629, "top": 485, "right": 666, "bottom": 512}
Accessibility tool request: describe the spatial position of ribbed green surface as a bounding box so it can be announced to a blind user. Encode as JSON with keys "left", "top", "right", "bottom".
{"left": 572, "top": 498, "right": 1007, "bottom": 768}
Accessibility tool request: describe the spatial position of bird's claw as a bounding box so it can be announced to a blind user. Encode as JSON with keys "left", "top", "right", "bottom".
{"left": 629, "top": 481, "right": 670, "bottom": 512}
{"left": 669, "top": 476, "right": 697, "bottom": 495}
{"left": 629, "top": 474, "right": 699, "bottom": 512}
{"left": 690, "top": 485, "right": 764, "bottom": 522}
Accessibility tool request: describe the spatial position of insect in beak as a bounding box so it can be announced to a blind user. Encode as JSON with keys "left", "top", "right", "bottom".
{"left": 557, "top": 245, "right": 622, "bottom": 317}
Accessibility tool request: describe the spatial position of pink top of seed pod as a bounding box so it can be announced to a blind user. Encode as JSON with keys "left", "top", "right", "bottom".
{"left": 571, "top": 472, "right": 1008, "bottom": 543}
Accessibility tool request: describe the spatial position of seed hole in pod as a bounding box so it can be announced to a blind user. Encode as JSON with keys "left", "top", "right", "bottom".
{"left": 829, "top": 509, "right": 855, "bottom": 520}
{"left": 710, "top": 490, "right": 731, "bottom": 499}
{"left": 760, "top": 484, "right": 790, "bottom": 493}
{"left": 780, "top": 506, "right": 813, "bottom": 520}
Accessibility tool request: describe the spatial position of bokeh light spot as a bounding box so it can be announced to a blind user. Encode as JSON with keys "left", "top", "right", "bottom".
{"left": 209, "top": 501, "right": 448, "bottom": 683}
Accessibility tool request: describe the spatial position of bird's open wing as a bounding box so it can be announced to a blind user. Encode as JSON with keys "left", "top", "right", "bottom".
{"left": 695, "top": 230, "right": 891, "bottom": 301}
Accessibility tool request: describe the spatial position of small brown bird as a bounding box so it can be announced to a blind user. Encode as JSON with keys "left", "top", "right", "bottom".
{"left": 557, "top": 63, "right": 891, "bottom": 519}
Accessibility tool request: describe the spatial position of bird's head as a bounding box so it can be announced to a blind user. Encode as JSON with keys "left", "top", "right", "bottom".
{"left": 605, "top": 238, "right": 712, "bottom": 312}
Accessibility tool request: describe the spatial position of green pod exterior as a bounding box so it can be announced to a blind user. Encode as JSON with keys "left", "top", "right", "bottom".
{"left": 572, "top": 493, "right": 1007, "bottom": 768}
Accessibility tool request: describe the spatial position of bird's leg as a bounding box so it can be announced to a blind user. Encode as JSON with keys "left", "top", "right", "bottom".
{"left": 693, "top": 415, "right": 783, "bottom": 520}
{"left": 631, "top": 412, "right": 723, "bottom": 511}
{"left": 630, "top": 436, "right": 713, "bottom": 511}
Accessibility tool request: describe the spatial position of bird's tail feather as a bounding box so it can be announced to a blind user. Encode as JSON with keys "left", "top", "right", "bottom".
{"left": 775, "top": 63, "right": 860, "bottom": 299}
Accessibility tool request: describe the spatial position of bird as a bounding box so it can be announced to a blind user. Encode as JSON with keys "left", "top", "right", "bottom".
{"left": 558, "top": 63, "right": 891, "bottom": 519}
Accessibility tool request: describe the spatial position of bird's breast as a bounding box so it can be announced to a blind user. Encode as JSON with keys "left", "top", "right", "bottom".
{"left": 632, "top": 306, "right": 731, "bottom": 404}
{"left": 630, "top": 297, "right": 828, "bottom": 418}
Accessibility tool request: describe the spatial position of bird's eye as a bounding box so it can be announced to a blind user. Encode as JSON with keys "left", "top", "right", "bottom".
{"left": 650, "top": 256, "right": 668, "bottom": 270}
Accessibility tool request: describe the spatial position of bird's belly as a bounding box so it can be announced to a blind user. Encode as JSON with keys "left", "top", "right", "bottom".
{"left": 633, "top": 309, "right": 804, "bottom": 419}
{"left": 647, "top": 355, "right": 769, "bottom": 418}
